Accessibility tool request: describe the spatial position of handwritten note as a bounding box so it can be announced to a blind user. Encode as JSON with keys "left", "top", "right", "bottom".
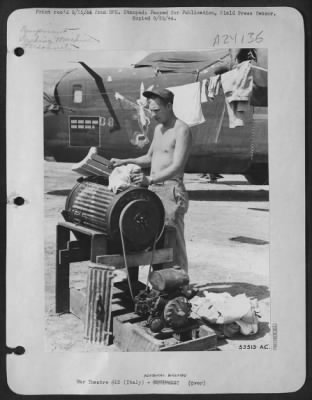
{"left": 18, "top": 26, "right": 100, "bottom": 50}
{"left": 212, "top": 31, "right": 264, "bottom": 46}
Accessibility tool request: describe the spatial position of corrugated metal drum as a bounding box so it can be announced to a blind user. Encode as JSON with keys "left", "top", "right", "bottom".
{"left": 62, "top": 180, "right": 165, "bottom": 251}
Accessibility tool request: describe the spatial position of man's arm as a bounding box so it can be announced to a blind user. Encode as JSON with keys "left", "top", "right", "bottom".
{"left": 110, "top": 138, "right": 154, "bottom": 168}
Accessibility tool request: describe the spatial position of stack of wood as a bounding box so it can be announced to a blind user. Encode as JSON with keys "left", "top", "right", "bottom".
{"left": 71, "top": 147, "right": 112, "bottom": 177}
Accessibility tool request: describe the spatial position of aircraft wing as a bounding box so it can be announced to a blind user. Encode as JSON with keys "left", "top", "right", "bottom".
{"left": 134, "top": 49, "right": 230, "bottom": 73}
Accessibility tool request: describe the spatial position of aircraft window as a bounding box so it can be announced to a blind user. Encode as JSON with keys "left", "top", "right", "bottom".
{"left": 73, "top": 85, "right": 83, "bottom": 103}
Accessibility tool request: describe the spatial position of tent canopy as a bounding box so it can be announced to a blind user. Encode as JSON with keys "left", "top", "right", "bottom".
{"left": 134, "top": 50, "right": 230, "bottom": 73}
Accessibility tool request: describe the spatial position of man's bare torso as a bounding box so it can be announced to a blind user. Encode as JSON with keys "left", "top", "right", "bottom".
{"left": 150, "top": 119, "right": 189, "bottom": 180}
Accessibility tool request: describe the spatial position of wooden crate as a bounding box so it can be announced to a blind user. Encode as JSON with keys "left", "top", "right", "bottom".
{"left": 70, "top": 280, "right": 218, "bottom": 351}
{"left": 113, "top": 313, "right": 217, "bottom": 352}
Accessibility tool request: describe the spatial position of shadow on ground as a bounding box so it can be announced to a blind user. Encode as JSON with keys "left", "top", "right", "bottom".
{"left": 248, "top": 207, "right": 269, "bottom": 212}
{"left": 210, "top": 321, "right": 271, "bottom": 343}
{"left": 188, "top": 189, "right": 269, "bottom": 202}
{"left": 220, "top": 180, "right": 250, "bottom": 186}
{"left": 47, "top": 189, "right": 71, "bottom": 196}
{"left": 192, "top": 281, "right": 270, "bottom": 301}
{"left": 196, "top": 180, "right": 250, "bottom": 186}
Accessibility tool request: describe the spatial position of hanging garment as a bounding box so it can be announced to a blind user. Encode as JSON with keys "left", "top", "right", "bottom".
{"left": 221, "top": 60, "right": 253, "bottom": 102}
{"left": 200, "top": 79, "right": 209, "bottom": 103}
{"left": 221, "top": 61, "right": 253, "bottom": 128}
{"left": 167, "top": 81, "right": 205, "bottom": 127}
{"left": 207, "top": 75, "right": 221, "bottom": 100}
{"left": 223, "top": 94, "right": 244, "bottom": 128}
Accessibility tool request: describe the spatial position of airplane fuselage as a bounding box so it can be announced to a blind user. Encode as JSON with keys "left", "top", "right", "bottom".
{"left": 44, "top": 58, "right": 268, "bottom": 183}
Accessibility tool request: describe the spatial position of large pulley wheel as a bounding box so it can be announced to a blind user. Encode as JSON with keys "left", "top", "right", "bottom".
{"left": 106, "top": 187, "right": 165, "bottom": 251}
{"left": 119, "top": 198, "right": 164, "bottom": 251}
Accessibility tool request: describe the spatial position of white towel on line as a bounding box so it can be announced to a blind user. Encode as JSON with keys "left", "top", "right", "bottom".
{"left": 167, "top": 81, "right": 205, "bottom": 127}
{"left": 201, "top": 78, "right": 209, "bottom": 103}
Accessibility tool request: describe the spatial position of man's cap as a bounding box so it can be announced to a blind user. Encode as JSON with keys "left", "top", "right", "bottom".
{"left": 143, "top": 88, "right": 174, "bottom": 103}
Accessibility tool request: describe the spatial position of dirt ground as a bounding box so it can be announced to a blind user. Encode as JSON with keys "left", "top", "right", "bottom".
{"left": 44, "top": 161, "right": 270, "bottom": 352}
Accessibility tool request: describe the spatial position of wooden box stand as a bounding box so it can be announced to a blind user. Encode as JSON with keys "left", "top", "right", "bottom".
{"left": 113, "top": 314, "right": 217, "bottom": 351}
{"left": 55, "top": 221, "right": 175, "bottom": 342}
{"left": 55, "top": 221, "right": 217, "bottom": 350}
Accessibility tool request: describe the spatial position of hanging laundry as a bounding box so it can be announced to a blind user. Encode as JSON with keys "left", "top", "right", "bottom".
{"left": 221, "top": 61, "right": 253, "bottom": 128}
{"left": 167, "top": 81, "right": 205, "bottom": 127}
{"left": 224, "top": 95, "right": 244, "bottom": 128}
{"left": 207, "top": 75, "right": 221, "bottom": 100}
{"left": 221, "top": 60, "right": 253, "bottom": 102}
{"left": 201, "top": 79, "right": 209, "bottom": 103}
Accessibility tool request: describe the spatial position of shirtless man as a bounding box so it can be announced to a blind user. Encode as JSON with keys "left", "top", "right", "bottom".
{"left": 110, "top": 88, "right": 192, "bottom": 272}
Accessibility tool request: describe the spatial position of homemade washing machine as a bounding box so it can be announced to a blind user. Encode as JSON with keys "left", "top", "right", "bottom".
{"left": 55, "top": 176, "right": 217, "bottom": 350}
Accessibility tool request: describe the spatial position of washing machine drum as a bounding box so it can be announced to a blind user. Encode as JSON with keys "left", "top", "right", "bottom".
{"left": 62, "top": 180, "right": 165, "bottom": 252}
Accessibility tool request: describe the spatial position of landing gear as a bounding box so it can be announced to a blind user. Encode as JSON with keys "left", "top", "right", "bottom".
{"left": 244, "top": 164, "right": 269, "bottom": 185}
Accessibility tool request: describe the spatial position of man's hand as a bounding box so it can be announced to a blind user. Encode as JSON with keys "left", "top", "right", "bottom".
{"left": 110, "top": 158, "right": 125, "bottom": 168}
{"left": 130, "top": 171, "right": 151, "bottom": 187}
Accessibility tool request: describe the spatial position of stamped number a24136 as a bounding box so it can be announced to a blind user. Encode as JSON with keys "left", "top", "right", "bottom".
{"left": 213, "top": 31, "right": 264, "bottom": 46}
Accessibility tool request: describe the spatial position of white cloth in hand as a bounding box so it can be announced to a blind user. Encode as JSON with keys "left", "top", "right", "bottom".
{"left": 108, "top": 164, "right": 141, "bottom": 194}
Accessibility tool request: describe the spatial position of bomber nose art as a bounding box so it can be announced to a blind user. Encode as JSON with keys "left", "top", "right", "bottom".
{"left": 114, "top": 84, "right": 152, "bottom": 149}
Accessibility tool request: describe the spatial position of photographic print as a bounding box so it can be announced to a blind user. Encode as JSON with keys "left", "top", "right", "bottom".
{"left": 6, "top": 7, "right": 305, "bottom": 395}
{"left": 43, "top": 47, "right": 270, "bottom": 353}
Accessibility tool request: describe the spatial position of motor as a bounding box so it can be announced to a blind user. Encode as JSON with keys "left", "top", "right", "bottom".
{"left": 134, "top": 267, "right": 197, "bottom": 333}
